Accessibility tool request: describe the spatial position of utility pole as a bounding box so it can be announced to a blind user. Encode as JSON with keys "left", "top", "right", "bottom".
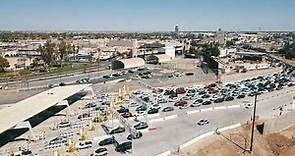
{"left": 249, "top": 93, "right": 257, "bottom": 152}
{"left": 292, "top": 96, "right": 295, "bottom": 111}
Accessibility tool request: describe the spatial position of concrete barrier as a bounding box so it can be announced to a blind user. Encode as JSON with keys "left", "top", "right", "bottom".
{"left": 218, "top": 123, "right": 241, "bottom": 132}
{"left": 148, "top": 113, "right": 160, "bottom": 118}
{"left": 200, "top": 107, "right": 213, "bottom": 112}
{"left": 179, "top": 122, "right": 242, "bottom": 150}
{"left": 214, "top": 106, "right": 227, "bottom": 110}
{"left": 180, "top": 131, "right": 215, "bottom": 149}
{"left": 186, "top": 109, "right": 200, "bottom": 115}
{"left": 164, "top": 114, "right": 178, "bottom": 120}
{"left": 227, "top": 105, "right": 240, "bottom": 109}
{"left": 155, "top": 150, "right": 171, "bottom": 156}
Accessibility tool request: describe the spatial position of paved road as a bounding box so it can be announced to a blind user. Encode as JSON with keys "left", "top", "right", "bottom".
{"left": 106, "top": 86, "right": 295, "bottom": 156}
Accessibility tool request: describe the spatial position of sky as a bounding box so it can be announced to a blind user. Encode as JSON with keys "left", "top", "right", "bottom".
{"left": 0, "top": 0, "right": 294, "bottom": 32}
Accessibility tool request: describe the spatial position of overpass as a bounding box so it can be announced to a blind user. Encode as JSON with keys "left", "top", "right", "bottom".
{"left": 0, "top": 84, "right": 93, "bottom": 136}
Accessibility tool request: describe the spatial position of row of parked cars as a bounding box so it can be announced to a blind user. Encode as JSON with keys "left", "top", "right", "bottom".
{"left": 129, "top": 64, "right": 294, "bottom": 114}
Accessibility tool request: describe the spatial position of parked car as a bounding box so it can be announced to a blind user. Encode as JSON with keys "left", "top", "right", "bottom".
{"left": 201, "top": 94, "right": 210, "bottom": 98}
{"left": 169, "top": 97, "right": 178, "bottom": 102}
{"left": 91, "top": 147, "right": 108, "bottom": 156}
{"left": 109, "top": 126, "right": 125, "bottom": 134}
{"left": 98, "top": 137, "right": 114, "bottom": 146}
{"left": 214, "top": 97, "right": 224, "bottom": 103}
{"left": 202, "top": 100, "right": 212, "bottom": 105}
{"left": 194, "top": 99, "right": 203, "bottom": 103}
{"left": 115, "top": 141, "right": 132, "bottom": 152}
{"left": 174, "top": 100, "right": 187, "bottom": 107}
{"left": 147, "top": 108, "right": 159, "bottom": 114}
{"left": 117, "top": 107, "right": 129, "bottom": 113}
{"left": 237, "top": 94, "right": 246, "bottom": 99}
{"left": 127, "top": 131, "right": 143, "bottom": 140}
{"left": 224, "top": 96, "right": 234, "bottom": 101}
{"left": 134, "top": 122, "right": 148, "bottom": 130}
{"left": 78, "top": 113, "right": 90, "bottom": 119}
{"left": 75, "top": 140, "right": 92, "bottom": 149}
{"left": 190, "top": 103, "right": 201, "bottom": 107}
{"left": 121, "top": 112, "right": 133, "bottom": 118}
{"left": 135, "top": 105, "right": 147, "bottom": 112}
{"left": 176, "top": 87, "right": 186, "bottom": 94}
{"left": 162, "top": 107, "right": 174, "bottom": 112}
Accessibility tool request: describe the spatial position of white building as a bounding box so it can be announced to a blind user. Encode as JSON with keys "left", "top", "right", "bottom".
{"left": 157, "top": 47, "right": 175, "bottom": 59}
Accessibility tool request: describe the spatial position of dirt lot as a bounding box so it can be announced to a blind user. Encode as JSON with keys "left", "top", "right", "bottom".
{"left": 175, "top": 124, "right": 295, "bottom": 156}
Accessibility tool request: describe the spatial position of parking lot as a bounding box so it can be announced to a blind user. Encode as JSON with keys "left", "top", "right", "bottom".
{"left": 0, "top": 59, "right": 294, "bottom": 156}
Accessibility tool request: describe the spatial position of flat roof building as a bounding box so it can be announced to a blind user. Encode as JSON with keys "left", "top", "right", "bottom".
{"left": 111, "top": 58, "right": 145, "bottom": 70}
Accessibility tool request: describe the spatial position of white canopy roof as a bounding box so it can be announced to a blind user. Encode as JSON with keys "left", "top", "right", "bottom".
{"left": 0, "top": 84, "right": 91, "bottom": 134}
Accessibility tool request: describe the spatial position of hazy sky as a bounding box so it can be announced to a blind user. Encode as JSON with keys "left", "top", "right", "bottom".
{"left": 0, "top": 0, "right": 294, "bottom": 31}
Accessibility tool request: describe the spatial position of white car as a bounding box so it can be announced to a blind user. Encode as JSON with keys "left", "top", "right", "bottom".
{"left": 169, "top": 97, "right": 178, "bottom": 102}
{"left": 151, "top": 104, "right": 161, "bottom": 110}
{"left": 75, "top": 140, "right": 92, "bottom": 149}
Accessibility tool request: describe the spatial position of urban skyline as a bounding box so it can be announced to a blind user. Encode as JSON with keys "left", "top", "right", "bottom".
{"left": 1, "top": 0, "right": 295, "bottom": 32}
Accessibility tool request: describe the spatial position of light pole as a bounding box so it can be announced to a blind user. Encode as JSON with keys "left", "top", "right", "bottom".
{"left": 249, "top": 93, "right": 257, "bottom": 152}
{"left": 292, "top": 96, "right": 295, "bottom": 111}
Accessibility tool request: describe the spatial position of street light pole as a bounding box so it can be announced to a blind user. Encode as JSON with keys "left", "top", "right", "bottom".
{"left": 249, "top": 93, "right": 257, "bottom": 152}
{"left": 292, "top": 96, "right": 294, "bottom": 111}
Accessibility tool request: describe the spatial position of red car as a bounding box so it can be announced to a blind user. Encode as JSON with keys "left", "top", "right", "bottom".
{"left": 208, "top": 89, "right": 218, "bottom": 94}
{"left": 174, "top": 100, "right": 187, "bottom": 107}
{"left": 152, "top": 88, "right": 164, "bottom": 93}
{"left": 176, "top": 87, "right": 186, "bottom": 94}
{"left": 121, "top": 112, "right": 133, "bottom": 118}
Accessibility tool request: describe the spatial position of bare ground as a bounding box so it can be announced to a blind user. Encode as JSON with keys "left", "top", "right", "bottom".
{"left": 173, "top": 124, "right": 295, "bottom": 156}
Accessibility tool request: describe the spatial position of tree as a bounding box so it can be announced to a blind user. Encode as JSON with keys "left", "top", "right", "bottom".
{"left": 202, "top": 44, "right": 220, "bottom": 57}
{"left": 279, "top": 42, "right": 295, "bottom": 59}
{"left": 38, "top": 40, "right": 57, "bottom": 67}
{"left": 0, "top": 56, "right": 10, "bottom": 72}
{"left": 57, "top": 40, "right": 73, "bottom": 66}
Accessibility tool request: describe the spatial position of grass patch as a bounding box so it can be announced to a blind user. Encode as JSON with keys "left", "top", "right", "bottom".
{"left": 0, "top": 63, "right": 93, "bottom": 81}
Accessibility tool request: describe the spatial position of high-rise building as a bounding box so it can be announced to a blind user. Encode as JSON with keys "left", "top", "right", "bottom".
{"left": 216, "top": 28, "right": 225, "bottom": 45}
{"left": 174, "top": 24, "right": 179, "bottom": 38}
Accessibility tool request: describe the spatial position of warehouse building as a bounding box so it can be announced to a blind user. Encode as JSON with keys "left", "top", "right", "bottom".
{"left": 145, "top": 54, "right": 171, "bottom": 64}
{"left": 111, "top": 57, "right": 145, "bottom": 70}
